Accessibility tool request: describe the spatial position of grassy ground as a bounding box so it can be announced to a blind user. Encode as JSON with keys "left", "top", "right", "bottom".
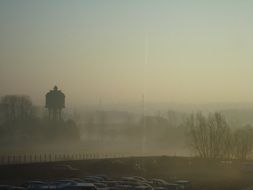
{"left": 0, "top": 156, "right": 252, "bottom": 190}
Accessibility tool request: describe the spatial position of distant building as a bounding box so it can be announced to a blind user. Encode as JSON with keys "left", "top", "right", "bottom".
{"left": 45, "top": 86, "right": 65, "bottom": 121}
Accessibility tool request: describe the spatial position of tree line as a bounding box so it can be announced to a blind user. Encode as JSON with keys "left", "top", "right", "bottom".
{"left": 186, "top": 112, "right": 253, "bottom": 160}
{"left": 0, "top": 95, "right": 80, "bottom": 144}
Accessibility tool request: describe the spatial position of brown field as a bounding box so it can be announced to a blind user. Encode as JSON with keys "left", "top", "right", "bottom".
{"left": 0, "top": 156, "right": 253, "bottom": 190}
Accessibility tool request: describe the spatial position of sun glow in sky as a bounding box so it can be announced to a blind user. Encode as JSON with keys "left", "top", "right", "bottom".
{"left": 1, "top": 0, "right": 253, "bottom": 106}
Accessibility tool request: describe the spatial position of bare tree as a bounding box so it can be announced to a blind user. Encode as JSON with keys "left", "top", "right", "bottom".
{"left": 232, "top": 125, "right": 253, "bottom": 160}
{"left": 0, "top": 95, "right": 34, "bottom": 123}
{"left": 186, "top": 112, "right": 231, "bottom": 159}
{"left": 207, "top": 112, "right": 231, "bottom": 159}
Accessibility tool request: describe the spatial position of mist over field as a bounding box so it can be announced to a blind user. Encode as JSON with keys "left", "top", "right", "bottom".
{"left": 2, "top": 1, "right": 253, "bottom": 189}
{"left": 2, "top": 100, "right": 253, "bottom": 158}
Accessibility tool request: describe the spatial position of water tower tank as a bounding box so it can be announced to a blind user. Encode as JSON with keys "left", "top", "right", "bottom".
{"left": 45, "top": 86, "right": 65, "bottom": 121}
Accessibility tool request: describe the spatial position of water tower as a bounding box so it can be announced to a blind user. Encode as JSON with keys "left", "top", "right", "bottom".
{"left": 45, "top": 86, "right": 65, "bottom": 121}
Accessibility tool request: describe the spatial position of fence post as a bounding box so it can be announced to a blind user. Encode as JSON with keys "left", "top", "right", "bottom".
{"left": 19, "top": 155, "right": 21, "bottom": 164}
{"left": 8, "top": 155, "right": 10, "bottom": 164}
{"left": 1, "top": 156, "right": 4, "bottom": 165}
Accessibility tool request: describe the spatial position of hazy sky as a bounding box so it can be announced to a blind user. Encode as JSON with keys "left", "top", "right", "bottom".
{"left": 1, "top": 0, "right": 253, "bottom": 106}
